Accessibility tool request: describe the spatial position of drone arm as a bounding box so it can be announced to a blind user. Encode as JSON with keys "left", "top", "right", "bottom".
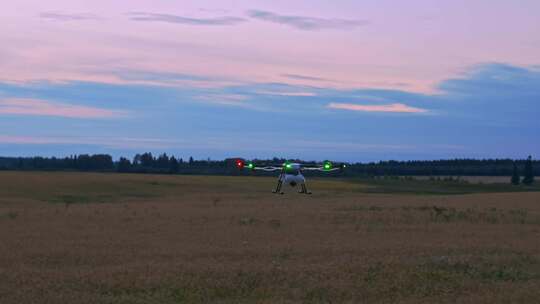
{"left": 302, "top": 167, "right": 324, "bottom": 171}
{"left": 324, "top": 168, "right": 341, "bottom": 172}
{"left": 302, "top": 166, "right": 343, "bottom": 172}
{"left": 254, "top": 166, "right": 283, "bottom": 172}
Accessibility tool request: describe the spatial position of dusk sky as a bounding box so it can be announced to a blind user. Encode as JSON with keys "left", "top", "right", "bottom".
{"left": 1, "top": 0, "right": 539, "bottom": 161}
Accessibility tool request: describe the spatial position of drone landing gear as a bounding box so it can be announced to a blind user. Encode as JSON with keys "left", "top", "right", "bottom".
{"left": 299, "top": 183, "right": 312, "bottom": 195}
{"left": 272, "top": 180, "right": 311, "bottom": 195}
{"left": 272, "top": 180, "right": 284, "bottom": 195}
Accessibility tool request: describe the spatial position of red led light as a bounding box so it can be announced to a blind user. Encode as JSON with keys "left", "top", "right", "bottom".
{"left": 236, "top": 160, "right": 245, "bottom": 168}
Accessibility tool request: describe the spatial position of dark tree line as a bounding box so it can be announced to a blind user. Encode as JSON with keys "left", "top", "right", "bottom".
{"left": 3, "top": 154, "right": 114, "bottom": 171}
{"left": 513, "top": 156, "right": 536, "bottom": 185}
{"left": 0, "top": 154, "right": 537, "bottom": 180}
{"left": 341, "top": 158, "right": 539, "bottom": 178}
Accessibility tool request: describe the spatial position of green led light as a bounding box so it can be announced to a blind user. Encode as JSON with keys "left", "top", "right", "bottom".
{"left": 286, "top": 164, "right": 292, "bottom": 169}
{"left": 248, "top": 163, "right": 254, "bottom": 169}
{"left": 323, "top": 161, "right": 332, "bottom": 170}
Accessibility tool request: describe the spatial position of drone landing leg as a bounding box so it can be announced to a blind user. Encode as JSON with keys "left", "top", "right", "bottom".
{"left": 300, "top": 183, "right": 312, "bottom": 195}
{"left": 272, "top": 180, "right": 284, "bottom": 194}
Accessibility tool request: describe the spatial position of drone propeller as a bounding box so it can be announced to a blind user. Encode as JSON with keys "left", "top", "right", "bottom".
{"left": 255, "top": 166, "right": 283, "bottom": 172}
{"left": 303, "top": 161, "right": 347, "bottom": 172}
{"left": 235, "top": 159, "right": 282, "bottom": 172}
{"left": 236, "top": 159, "right": 346, "bottom": 172}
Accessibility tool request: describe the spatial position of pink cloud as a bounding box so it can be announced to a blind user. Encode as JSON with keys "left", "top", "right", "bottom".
{"left": 327, "top": 102, "right": 428, "bottom": 113}
{"left": 2, "top": 2, "right": 539, "bottom": 94}
{"left": 0, "top": 98, "right": 126, "bottom": 119}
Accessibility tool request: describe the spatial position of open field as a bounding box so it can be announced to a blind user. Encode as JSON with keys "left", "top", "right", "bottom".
{"left": 1, "top": 172, "right": 539, "bottom": 303}
{"left": 404, "top": 176, "right": 515, "bottom": 184}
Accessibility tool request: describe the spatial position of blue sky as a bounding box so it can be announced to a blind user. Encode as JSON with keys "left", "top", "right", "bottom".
{"left": 1, "top": 1, "right": 539, "bottom": 161}
{"left": 1, "top": 63, "right": 539, "bottom": 161}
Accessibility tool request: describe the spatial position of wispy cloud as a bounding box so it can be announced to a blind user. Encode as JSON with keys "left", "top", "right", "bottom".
{"left": 108, "top": 69, "right": 242, "bottom": 88}
{"left": 0, "top": 98, "right": 127, "bottom": 119}
{"left": 247, "top": 10, "right": 369, "bottom": 31}
{"left": 195, "top": 94, "right": 278, "bottom": 111}
{"left": 256, "top": 90, "right": 317, "bottom": 97}
{"left": 281, "top": 73, "right": 329, "bottom": 82}
{"left": 199, "top": 8, "right": 230, "bottom": 14}
{"left": 327, "top": 102, "right": 428, "bottom": 113}
{"left": 114, "top": 70, "right": 212, "bottom": 82}
{"left": 196, "top": 94, "right": 248, "bottom": 106}
{"left": 0, "top": 63, "right": 537, "bottom": 160}
{"left": 39, "top": 11, "right": 101, "bottom": 21}
{"left": 127, "top": 12, "right": 246, "bottom": 26}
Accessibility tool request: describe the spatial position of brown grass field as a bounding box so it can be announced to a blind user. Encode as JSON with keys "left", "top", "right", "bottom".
{"left": 0, "top": 171, "right": 539, "bottom": 303}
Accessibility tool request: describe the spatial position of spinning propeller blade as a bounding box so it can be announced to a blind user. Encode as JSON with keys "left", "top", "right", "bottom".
{"left": 235, "top": 159, "right": 280, "bottom": 171}
{"left": 302, "top": 161, "right": 346, "bottom": 172}
{"left": 235, "top": 159, "right": 345, "bottom": 172}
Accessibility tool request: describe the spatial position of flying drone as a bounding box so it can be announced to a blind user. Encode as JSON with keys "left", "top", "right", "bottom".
{"left": 236, "top": 159, "right": 346, "bottom": 194}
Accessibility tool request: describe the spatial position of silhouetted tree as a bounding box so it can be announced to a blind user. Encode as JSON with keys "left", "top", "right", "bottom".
{"left": 169, "top": 156, "right": 179, "bottom": 174}
{"left": 133, "top": 154, "right": 142, "bottom": 166}
{"left": 76, "top": 155, "right": 91, "bottom": 170}
{"left": 157, "top": 153, "right": 170, "bottom": 168}
{"left": 73, "top": 154, "right": 113, "bottom": 171}
{"left": 117, "top": 157, "right": 131, "bottom": 173}
{"left": 17, "top": 158, "right": 24, "bottom": 169}
{"left": 522, "top": 156, "right": 535, "bottom": 185}
{"left": 140, "top": 153, "right": 154, "bottom": 167}
{"left": 511, "top": 162, "right": 520, "bottom": 185}
{"left": 189, "top": 156, "right": 194, "bottom": 165}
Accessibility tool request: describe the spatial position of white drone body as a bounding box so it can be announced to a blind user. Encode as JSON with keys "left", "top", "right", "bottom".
{"left": 275, "top": 163, "right": 307, "bottom": 193}
{"left": 236, "top": 160, "right": 344, "bottom": 194}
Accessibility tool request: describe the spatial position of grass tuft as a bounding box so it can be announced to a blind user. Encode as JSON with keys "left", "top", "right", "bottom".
{"left": 1, "top": 211, "right": 19, "bottom": 220}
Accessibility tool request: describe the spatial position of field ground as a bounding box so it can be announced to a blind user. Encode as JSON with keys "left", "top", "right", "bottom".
{"left": 404, "top": 176, "right": 514, "bottom": 184}
{"left": 1, "top": 172, "right": 539, "bottom": 303}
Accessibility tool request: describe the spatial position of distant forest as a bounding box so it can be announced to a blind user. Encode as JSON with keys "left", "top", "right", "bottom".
{"left": 0, "top": 153, "right": 537, "bottom": 177}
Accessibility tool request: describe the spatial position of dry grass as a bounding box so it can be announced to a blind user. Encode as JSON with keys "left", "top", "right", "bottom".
{"left": 0, "top": 172, "right": 539, "bottom": 303}
{"left": 410, "top": 176, "right": 514, "bottom": 184}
